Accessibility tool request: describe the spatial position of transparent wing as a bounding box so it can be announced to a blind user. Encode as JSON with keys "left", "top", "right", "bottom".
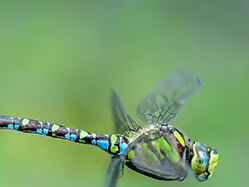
{"left": 112, "top": 90, "right": 142, "bottom": 134}
{"left": 136, "top": 71, "right": 201, "bottom": 125}
{"left": 126, "top": 132, "right": 191, "bottom": 181}
{"left": 105, "top": 156, "right": 125, "bottom": 187}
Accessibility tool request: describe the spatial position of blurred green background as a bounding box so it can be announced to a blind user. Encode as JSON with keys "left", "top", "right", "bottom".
{"left": 0, "top": 1, "right": 248, "bottom": 187}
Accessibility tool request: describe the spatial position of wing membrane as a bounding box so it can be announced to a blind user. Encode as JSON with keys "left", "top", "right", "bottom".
{"left": 112, "top": 90, "right": 142, "bottom": 133}
{"left": 136, "top": 71, "right": 201, "bottom": 125}
{"left": 105, "top": 156, "right": 125, "bottom": 187}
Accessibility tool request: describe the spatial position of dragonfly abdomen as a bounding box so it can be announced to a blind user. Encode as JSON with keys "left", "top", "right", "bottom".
{"left": 0, "top": 115, "right": 85, "bottom": 142}
{"left": 0, "top": 114, "right": 129, "bottom": 155}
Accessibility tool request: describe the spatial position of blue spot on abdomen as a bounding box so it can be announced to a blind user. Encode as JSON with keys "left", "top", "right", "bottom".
{"left": 119, "top": 143, "right": 128, "bottom": 155}
{"left": 91, "top": 139, "right": 96, "bottom": 145}
{"left": 37, "top": 128, "right": 43, "bottom": 134}
{"left": 70, "top": 134, "right": 77, "bottom": 141}
{"left": 65, "top": 133, "right": 70, "bottom": 140}
{"left": 14, "top": 124, "right": 19, "bottom": 130}
{"left": 8, "top": 124, "right": 14, "bottom": 129}
{"left": 43, "top": 128, "right": 49, "bottom": 135}
{"left": 97, "top": 140, "right": 109, "bottom": 150}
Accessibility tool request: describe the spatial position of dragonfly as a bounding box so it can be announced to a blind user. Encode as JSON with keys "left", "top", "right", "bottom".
{"left": 0, "top": 71, "right": 219, "bottom": 187}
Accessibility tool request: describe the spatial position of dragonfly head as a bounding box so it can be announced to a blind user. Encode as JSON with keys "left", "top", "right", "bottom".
{"left": 191, "top": 141, "right": 219, "bottom": 181}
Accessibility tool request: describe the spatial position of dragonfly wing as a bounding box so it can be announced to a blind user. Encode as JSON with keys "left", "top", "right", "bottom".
{"left": 112, "top": 90, "right": 142, "bottom": 134}
{"left": 136, "top": 71, "right": 201, "bottom": 125}
{"left": 105, "top": 156, "right": 125, "bottom": 187}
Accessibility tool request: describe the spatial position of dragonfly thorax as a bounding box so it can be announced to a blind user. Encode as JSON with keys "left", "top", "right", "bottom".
{"left": 124, "top": 125, "right": 191, "bottom": 181}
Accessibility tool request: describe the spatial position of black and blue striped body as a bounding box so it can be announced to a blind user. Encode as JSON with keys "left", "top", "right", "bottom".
{"left": 0, "top": 72, "right": 220, "bottom": 186}
{"left": 0, "top": 115, "right": 129, "bottom": 155}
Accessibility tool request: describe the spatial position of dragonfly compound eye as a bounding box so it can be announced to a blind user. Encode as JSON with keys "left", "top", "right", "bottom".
{"left": 191, "top": 142, "right": 208, "bottom": 177}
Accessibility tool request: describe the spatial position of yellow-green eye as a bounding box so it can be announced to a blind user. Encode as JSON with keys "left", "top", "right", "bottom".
{"left": 191, "top": 142, "right": 208, "bottom": 174}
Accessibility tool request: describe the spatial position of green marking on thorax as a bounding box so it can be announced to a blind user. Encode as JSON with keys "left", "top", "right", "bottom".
{"left": 140, "top": 143, "right": 160, "bottom": 164}
{"left": 152, "top": 137, "right": 180, "bottom": 163}
{"left": 128, "top": 150, "right": 134, "bottom": 159}
{"left": 173, "top": 131, "right": 185, "bottom": 147}
{"left": 151, "top": 138, "right": 163, "bottom": 159}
